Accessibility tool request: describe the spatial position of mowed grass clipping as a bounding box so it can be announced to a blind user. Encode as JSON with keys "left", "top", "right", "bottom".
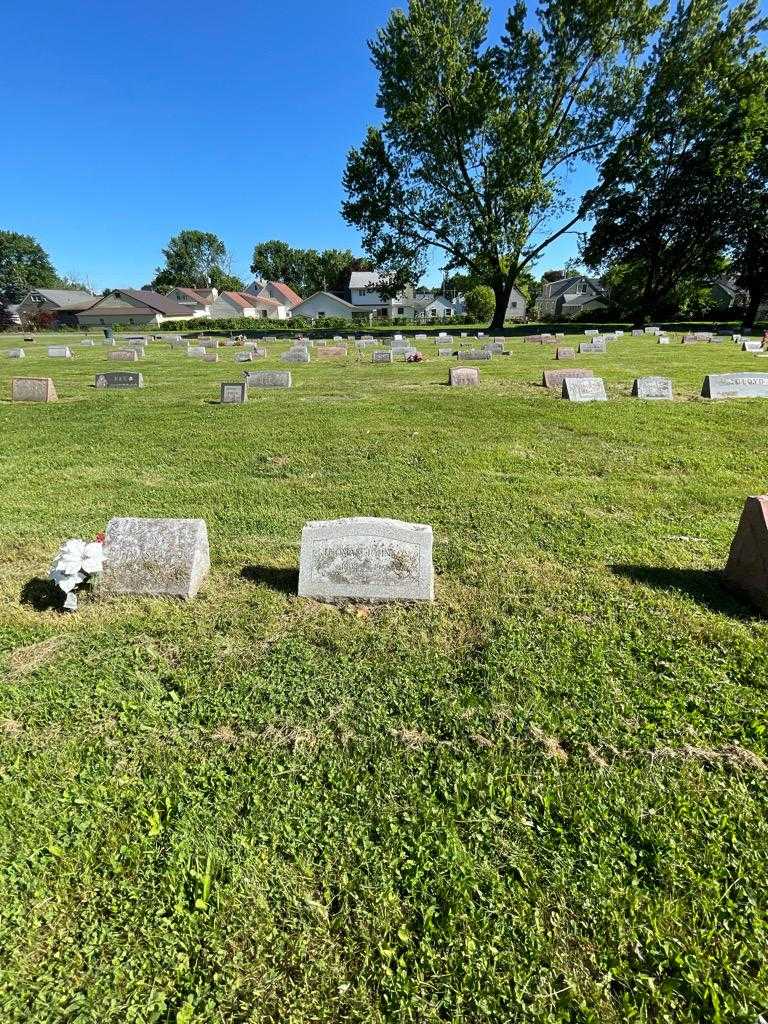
{"left": 1, "top": 333, "right": 768, "bottom": 1023}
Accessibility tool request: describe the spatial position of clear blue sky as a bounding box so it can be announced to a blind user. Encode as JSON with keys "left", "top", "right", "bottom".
{"left": 0, "top": 0, "right": 586, "bottom": 292}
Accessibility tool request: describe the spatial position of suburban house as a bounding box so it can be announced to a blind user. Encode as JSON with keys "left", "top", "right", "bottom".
{"left": 708, "top": 276, "right": 746, "bottom": 310}
{"left": 413, "top": 293, "right": 458, "bottom": 320}
{"left": 17, "top": 288, "right": 98, "bottom": 326}
{"left": 503, "top": 285, "right": 528, "bottom": 321}
{"left": 537, "top": 275, "right": 609, "bottom": 318}
{"left": 209, "top": 291, "right": 289, "bottom": 319}
{"left": 76, "top": 289, "right": 197, "bottom": 326}
{"left": 289, "top": 291, "right": 361, "bottom": 320}
{"left": 245, "top": 280, "right": 303, "bottom": 311}
{"left": 348, "top": 271, "right": 417, "bottom": 319}
{"left": 165, "top": 287, "right": 217, "bottom": 316}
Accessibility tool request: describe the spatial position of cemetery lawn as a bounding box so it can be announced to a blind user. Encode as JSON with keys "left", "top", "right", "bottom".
{"left": 2, "top": 333, "right": 768, "bottom": 1023}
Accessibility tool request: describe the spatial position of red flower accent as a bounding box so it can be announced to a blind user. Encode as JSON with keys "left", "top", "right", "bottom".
{"left": 95, "top": 532, "right": 105, "bottom": 543}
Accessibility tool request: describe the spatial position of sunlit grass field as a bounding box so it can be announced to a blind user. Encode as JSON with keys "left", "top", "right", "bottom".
{"left": 1, "top": 330, "right": 768, "bottom": 1022}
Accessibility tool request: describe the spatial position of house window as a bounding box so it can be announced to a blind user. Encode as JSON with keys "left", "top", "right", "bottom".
{"left": 99, "top": 318, "right": 105, "bottom": 325}
{"left": 397, "top": 307, "right": 404, "bottom": 315}
{"left": 260, "top": 310, "right": 268, "bottom": 318}
{"left": 510, "top": 301, "right": 517, "bottom": 308}
{"left": 445, "top": 309, "right": 452, "bottom": 316}
{"left": 317, "top": 312, "right": 325, "bottom": 318}
{"left": 129, "top": 318, "right": 135, "bottom": 324}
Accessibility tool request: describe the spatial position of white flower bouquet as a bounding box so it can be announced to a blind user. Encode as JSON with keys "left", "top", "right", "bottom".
{"left": 49, "top": 537, "right": 104, "bottom": 611}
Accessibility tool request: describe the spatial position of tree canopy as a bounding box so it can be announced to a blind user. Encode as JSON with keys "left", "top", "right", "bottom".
{"left": 0, "top": 230, "right": 59, "bottom": 303}
{"left": 342, "top": 0, "right": 663, "bottom": 328}
{"left": 729, "top": 126, "right": 768, "bottom": 327}
{"left": 582, "top": 0, "right": 768, "bottom": 322}
{"left": 152, "top": 230, "right": 241, "bottom": 291}
{"left": 250, "top": 241, "right": 374, "bottom": 297}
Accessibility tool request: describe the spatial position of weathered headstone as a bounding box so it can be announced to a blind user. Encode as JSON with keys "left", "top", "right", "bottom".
{"left": 220, "top": 382, "right": 247, "bottom": 404}
{"left": 81, "top": 339, "right": 96, "bottom": 347}
{"left": 701, "top": 372, "right": 768, "bottom": 398}
{"left": 244, "top": 370, "right": 292, "bottom": 389}
{"left": 298, "top": 517, "right": 434, "bottom": 603}
{"left": 187, "top": 346, "right": 206, "bottom": 357}
{"left": 579, "top": 342, "right": 604, "bottom": 354}
{"left": 316, "top": 346, "right": 348, "bottom": 358}
{"left": 584, "top": 329, "right": 599, "bottom": 336}
{"left": 48, "top": 345, "right": 73, "bottom": 358}
{"left": 542, "top": 368, "right": 594, "bottom": 389}
{"left": 95, "top": 372, "right": 143, "bottom": 389}
{"left": 236, "top": 352, "right": 254, "bottom": 363}
{"left": 108, "top": 349, "right": 140, "bottom": 362}
{"left": 203, "top": 352, "right": 219, "bottom": 363}
{"left": 632, "top": 376, "right": 673, "bottom": 400}
{"left": 282, "top": 348, "right": 310, "bottom": 364}
{"left": 556, "top": 347, "right": 576, "bottom": 360}
{"left": 99, "top": 517, "right": 210, "bottom": 599}
{"left": 372, "top": 350, "right": 393, "bottom": 363}
{"left": 437, "top": 348, "right": 454, "bottom": 357}
{"left": 658, "top": 336, "right": 670, "bottom": 345}
{"left": 11, "top": 377, "right": 57, "bottom": 402}
{"left": 463, "top": 350, "right": 492, "bottom": 361}
{"left": 450, "top": 367, "right": 480, "bottom": 387}
{"left": 562, "top": 376, "right": 608, "bottom": 402}
{"left": 6, "top": 348, "right": 25, "bottom": 358}
{"left": 743, "top": 341, "right": 763, "bottom": 353}
{"left": 632, "top": 329, "right": 645, "bottom": 336}
{"left": 724, "top": 496, "right": 768, "bottom": 613}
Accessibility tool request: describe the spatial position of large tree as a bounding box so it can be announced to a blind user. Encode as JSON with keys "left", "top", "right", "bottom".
{"left": 152, "top": 230, "right": 237, "bottom": 290}
{"left": 342, "top": 0, "right": 661, "bottom": 329}
{"left": 582, "top": 0, "right": 768, "bottom": 322}
{"left": 730, "top": 141, "right": 768, "bottom": 328}
{"left": 0, "top": 231, "right": 59, "bottom": 303}
{"left": 250, "top": 241, "right": 373, "bottom": 297}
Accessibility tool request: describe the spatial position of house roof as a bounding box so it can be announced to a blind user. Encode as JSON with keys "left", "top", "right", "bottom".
{"left": 266, "top": 281, "right": 302, "bottom": 307}
{"left": 561, "top": 292, "right": 609, "bottom": 308}
{"left": 174, "top": 287, "right": 210, "bottom": 305}
{"left": 27, "top": 288, "right": 97, "bottom": 309}
{"left": 349, "top": 271, "right": 388, "bottom": 290}
{"left": 293, "top": 291, "right": 356, "bottom": 311}
{"left": 710, "top": 276, "right": 741, "bottom": 298}
{"left": 547, "top": 276, "right": 606, "bottom": 299}
{"left": 92, "top": 290, "right": 194, "bottom": 317}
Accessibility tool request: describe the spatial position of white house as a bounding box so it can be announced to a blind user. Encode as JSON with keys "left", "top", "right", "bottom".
{"left": 245, "top": 280, "right": 303, "bottom": 312}
{"left": 290, "top": 291, "right": 360, "bottom": 319}
{"left": 348, "top": 271, "right": 416, "bottom": 319}
{"left": 165, "top": 287, "right": 217, "bottom": 317}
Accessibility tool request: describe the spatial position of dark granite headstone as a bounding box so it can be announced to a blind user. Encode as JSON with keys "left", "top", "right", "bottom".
{"left": 95, "top": 372, "right": 143, "bottom": 389}
{"left": 724, "top": 496, "right": 768, "bottom": 613}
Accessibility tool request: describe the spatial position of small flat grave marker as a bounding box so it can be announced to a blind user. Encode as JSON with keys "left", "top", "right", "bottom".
{"left": 316, "top": 346, "right": 348, "bottom": 359}
{"left": 187, "top": 346, "right": 206, "bottom": 357}
{"left": 109, "top": 349, "right": 140, "bottom": 362}
{"left": 48, "top": 345, "right": 73, "bottom": 358}
{"left": 372, "top": 350, "right": 393, "bottom": 363}
{"left": 743, "top": 341, "right": 763, "bottom": 353}
{"left": 463, "top": 349, "right": 492, "bottom": 361}
{"left": 282, "top": 348, "right": 310, "bottom": 364}
{"left": 556, "top": 347, "right": 576, "bottom": 360}
{"left": 203, "top": 352, "right": 219, "bottom": 363}
{"left": 298, "top": 517, "right": 434, "bottom": 603}
{"left": 6, "top": 348, "right": 25, "bottom": 358}
{"left": 437, "top": 348, "right": 454, "bottom": 357}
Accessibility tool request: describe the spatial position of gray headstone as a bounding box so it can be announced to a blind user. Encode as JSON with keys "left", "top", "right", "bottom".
{"left": 437, "top": 348, "right": 454, "bottom": 357}
{"left": 282, "top": 348, "right": 310, "bottom": 364}
{"left": 187, "top": 346, "right": 206, "bottom": 357}
{"left": 99, "top": 517, "right": 210, "bottom": 600}
{"left": 556, "top": 347, "right": 576, "bottom": 360}
{"left": 658, "top": 336, "right": 670, "bottom": 345}
{"left": 48, "top": 345, "right": 73, "bottom": 358}
{"left": 450, "top": 367, "right": 480, "bottom": 387}
{"left": 108, "top": 349, "right": 140, "bottom": 362}
{"left": 11, "top": 377, "right": 57, "bottom": 402}
{"left": 463, "top": 350, "right": 492, "bottom": 361}
{"left": 298, "top": 517, "right": 434, "bottom": 603}
{"left": 579, "top": 341, "right": 606, "bottom": 354}
{"left": 95, "top": 372, "right": 143, "bottom": 389}
{"left": 235, "top": 352, "right": 254, "bottom": 362}
{"left": 372, "top": 350, "right": 393, "bottom": 363}
{"left": 632, "top": 376, "right": 673, "bottom": 400}
{"left": 701, "top": 372, "right": 768, "bottom": 399}
{"left": 562, "top": 377, "right": 608, "bottom": 402}
{"left": 6, "top": 348, "right": 25, "bottom": 358}
{"left": 743, "top": 341, "right": 763, "bottom": 352}
{"left": 220, "top": 382, "right": 247, "bottom": 404}
{"left": 244, "top": 370, "right": 292, "bottom": 389}
{"left": 170, "top": 339, "right": 190, "bottom": 349}
{"left": 203, "top": 352, "right": 219, "bottom": 363}
{"left": 81, "top": 339, "right": 96, "bottom": 347}
{"left": 542, "top": 368, "right": 594, "bottom": 389}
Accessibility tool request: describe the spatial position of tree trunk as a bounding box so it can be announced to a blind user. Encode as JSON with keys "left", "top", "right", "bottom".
{"left": 490, "top": 279, "right": 514, "bottom": 331}
{"left": 742, "top": 282, "right": 764, "bottom": 329}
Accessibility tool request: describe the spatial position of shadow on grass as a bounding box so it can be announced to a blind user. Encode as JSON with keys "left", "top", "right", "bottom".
{"left": 609, "top": 564, "right": 759, "bottom": 619}
{"left": 20, "top": 577, "right": 64, "bottom": 612}
{"left": 241, "top": 565, "right": 299, "bottom": 595}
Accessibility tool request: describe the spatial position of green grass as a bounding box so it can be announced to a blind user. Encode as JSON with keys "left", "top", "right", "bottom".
{"left": 1, "top": 332, "right": 768, "bottom": 1023}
